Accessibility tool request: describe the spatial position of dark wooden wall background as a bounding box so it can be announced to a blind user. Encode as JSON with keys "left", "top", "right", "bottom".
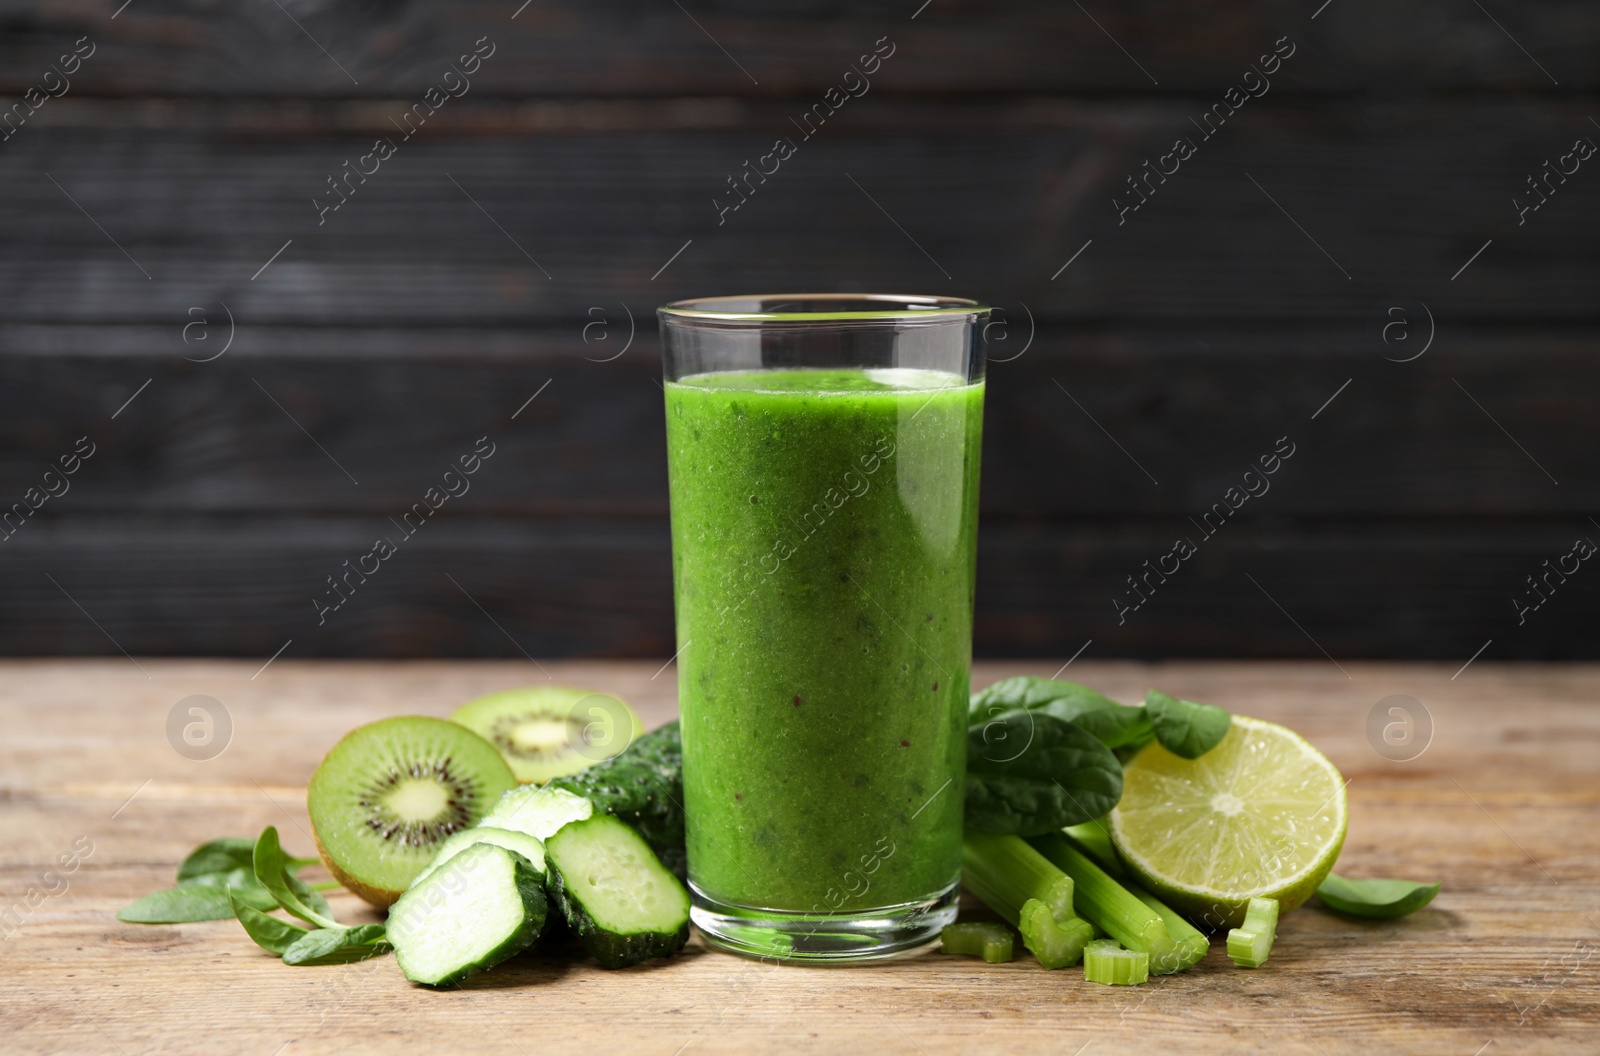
{"left": 1, "top": 0, "right": 1596, "bottom": 664}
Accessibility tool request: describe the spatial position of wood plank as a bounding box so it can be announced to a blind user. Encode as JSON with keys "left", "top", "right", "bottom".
{"left": 2, "top": 659, "right": 1596, "bottom": 1054}
{"left": 2, "top": 518, "right": 1596, "bottom": 660}
{"left": 1, "top": 100, "right": 1596, "bottom": 324}
{"left": 2, "top": 326, "right": 1594, "bottom": 518}
{"left": 1, "top": 0, "right": 1595, "bottom": 96}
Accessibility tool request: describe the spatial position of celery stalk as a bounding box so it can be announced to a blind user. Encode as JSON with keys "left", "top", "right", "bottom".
{"left": 1060, "top": 824, "right": 1209, "bottom": 969}
{"left": 1061, "top": 819, "right": 1123, "bottom": 876}
{"left": 941, "top": 922, "right": 1015, "bottom": 963}
{"left": 1227, "top": 897, "right": 1279, "bottom": 968}
{"left": 1028, "top": 833, "right": 1184, "bottom": 975}
{"left": 961, "top": 832, "right": 1094, "bottom": 969}
{"left": 1130, "top": 886, "right": 1209, "bottom": 970}
{"left": 962, "top": 830, "right": 1076, "bottom": 924}
{"left": 1083, "top": 939, "right": 1149, "bottom": 985}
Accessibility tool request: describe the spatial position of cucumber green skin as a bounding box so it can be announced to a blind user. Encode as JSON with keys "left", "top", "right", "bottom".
{"left": 543, "top": 820, "right": 690, "bottom": 969}
{"left": 548, "top": 720, "right": 686, "bottom": 879}
{"left": 544, "top": 865, "right": 690, "bottom": 969}
{"left": 392, "top": 849, "right": 549, "bottom": 987}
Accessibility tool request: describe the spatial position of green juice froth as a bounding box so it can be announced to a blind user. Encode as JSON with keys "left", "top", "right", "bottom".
{"left": 664, "top": 367, "right": 984, "bottom": 913}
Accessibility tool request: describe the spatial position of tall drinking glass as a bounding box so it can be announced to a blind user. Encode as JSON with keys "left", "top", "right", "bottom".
{"left": 658, "top": 294, "right": 988, "bottom": 962}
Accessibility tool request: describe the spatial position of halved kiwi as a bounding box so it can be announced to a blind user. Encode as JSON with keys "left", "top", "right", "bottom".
{"left": 451, "top": 686, "right": 643, "bottom": 785}
{"left": 307, "top": 716, "right": 516, "bottom": 907}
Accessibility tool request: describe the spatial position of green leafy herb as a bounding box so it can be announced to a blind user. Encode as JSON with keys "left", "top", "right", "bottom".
{"left": 1316, "top": 873, "right": 1440, "bottom": 919}
{"left": 1144, "top": 690, "right": 1231, "bottom": 759}
{"left": 116, "top": 866, "right": 280, "bottom": 923}
{"left": 176, "top": 837, "right": 259, "bottom": 881}
{"left": 253, "top": 826, "right": 339, "bottom": 929}
{"left": 121, "top": 833, "right": 331, "bottom": 924}
{"left": 118, "top": 883, "right": 244, "bottom": 924}
{"left": 184, "top": 867, "right": 277, "bottom": 898}
{"left": 282, "top": 924, "right": 389, "bottom": 966}
{"left": 230, "top": 890, "right": 311, "bottom": 955}
{"left": 971, "top": 677, "right": 1152, "bottom": 749}
{"left": 965, "top": 710, "right": 1123, "bottom": 835}
{"left": 226, "top": 834, "right": 390, "bottom": 966}
{"left": 970, "top": 676, "right": 1114, "bottom": 714}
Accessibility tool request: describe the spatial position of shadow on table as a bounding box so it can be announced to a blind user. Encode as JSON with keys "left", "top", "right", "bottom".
{"left": 456, "top": 928, "right": 701, "bottom": 989}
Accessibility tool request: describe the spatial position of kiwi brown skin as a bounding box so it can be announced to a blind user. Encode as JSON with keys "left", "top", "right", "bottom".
{"left": 313, "top": 828, "right": 404, "bottom": 909}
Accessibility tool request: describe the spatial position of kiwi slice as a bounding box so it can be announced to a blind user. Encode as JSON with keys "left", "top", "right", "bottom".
{"left": 451, "top": 686, "right": 644, "bottom": 785}
{"left": 307, "top": 716, "right": 516, "bottom": 907}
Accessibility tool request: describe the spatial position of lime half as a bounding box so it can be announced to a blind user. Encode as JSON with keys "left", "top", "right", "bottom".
{"left": 1109, "top": 715, "right": 1347, "bottom": 929}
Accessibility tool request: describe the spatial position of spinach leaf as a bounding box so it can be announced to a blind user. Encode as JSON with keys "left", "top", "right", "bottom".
{"left": 1316, "top": 874, "right": 1440, "bottom": 919}
{"left": 186, "top": 868, "right": 280, "bottom": 908}
{"left": 176, "top": 837, "right": 258, "bottom": 881}
{"left": 117, "top": 867, "right": 279, "bottom": 923}
{"left": 253, "top": 827, "right": 339, "bottom": 929}
{"left": 1055, "top": 702, "right": 1152, "bottom": 751}
{"left": 1144, "top": 690, "right": 1231, "bottom": 759}
{"left": 118, "top": 884, "right": 238, "bottom": 924}
{"left": 281, "top": 924, "right": 390, "bottom": 966}
{"left": 970, "top": 677, "right": 1152, "bottom": 749}
{"left": 970, "top": 676, "right": 1120, "bottom": 716}
{"left": 123, "top": 831, "right": 330, "bottom": 924}
{"left": 965, "top": 709, "right": 1124, "bottom": 835}
{"left": 230, "top": 890, "right": 310, "bottom": 954}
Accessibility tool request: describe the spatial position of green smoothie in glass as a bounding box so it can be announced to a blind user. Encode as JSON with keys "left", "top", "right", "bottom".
{"left": 659, "top": 297, "right": 987, "bottom": 962}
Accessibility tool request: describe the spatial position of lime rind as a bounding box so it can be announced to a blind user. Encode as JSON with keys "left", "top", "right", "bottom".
{"left": 1109, "top": 716, "right": 1347, "bottom": 928}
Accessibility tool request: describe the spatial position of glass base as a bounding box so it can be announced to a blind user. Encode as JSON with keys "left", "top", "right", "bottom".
{"left": 690, "top": 879, "right": 960, "bottom": 964}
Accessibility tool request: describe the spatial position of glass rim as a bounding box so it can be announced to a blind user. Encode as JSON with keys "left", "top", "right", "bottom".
{"left": 658, "top": 293, "right": 988, "bottom": 324}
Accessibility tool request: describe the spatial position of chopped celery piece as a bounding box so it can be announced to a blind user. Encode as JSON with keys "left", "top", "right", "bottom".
{"left": 1226, "top": 926, "right": 1271, "bottom": 968}
{"left": 1083, "top": 939, "right": 1149, "bottom": 985}
{"left": 1029, "top": 833, "right": 1183, "bottom": 975}
{"left": 1062, "top": 820, "right": 1123, "bottom": 876}
{"left": 1019, "top": 899, "right": 1094, "bottom": 969}
{"left": 963, "top": 830, "right": 1077, "bottom": 924}
{"left": 941, "top": 922, "right": 1015, "bottom": 963}
{"left": 1227, "top": 897, "right": 1279, "bottom": 968}
{"left": 1130, "top": 886, "right": 1209, "bottom": 970}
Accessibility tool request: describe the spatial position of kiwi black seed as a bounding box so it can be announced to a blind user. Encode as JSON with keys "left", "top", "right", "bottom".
{"left": 450, "top": 686, "right": 643, "bottom": 785}
{"left": 356, "top": 759, "right": 477, "bottom": 846}
{"left": 307, "top": 716, "right": 516, "bottom": 907}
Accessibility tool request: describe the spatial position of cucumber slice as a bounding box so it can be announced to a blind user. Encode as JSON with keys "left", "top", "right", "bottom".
{"left": 412, "top": 826, "right": 546, "bottom": 886}
{"left": 549, "top": 720, "right": 686, "bottom": 878}
{"left": 481, "top": 785, "right": 594, "bottom": 840}
{"left": 388, "top": 843, "right": 547, "bottom": 986}
{"left": 544, "top": 814, "right": 690, "bottom": 968}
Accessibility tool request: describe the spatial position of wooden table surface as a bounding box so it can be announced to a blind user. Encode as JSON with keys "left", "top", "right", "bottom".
{"left": 3, "top": 659, "right": 1597, "bottom": 1055}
